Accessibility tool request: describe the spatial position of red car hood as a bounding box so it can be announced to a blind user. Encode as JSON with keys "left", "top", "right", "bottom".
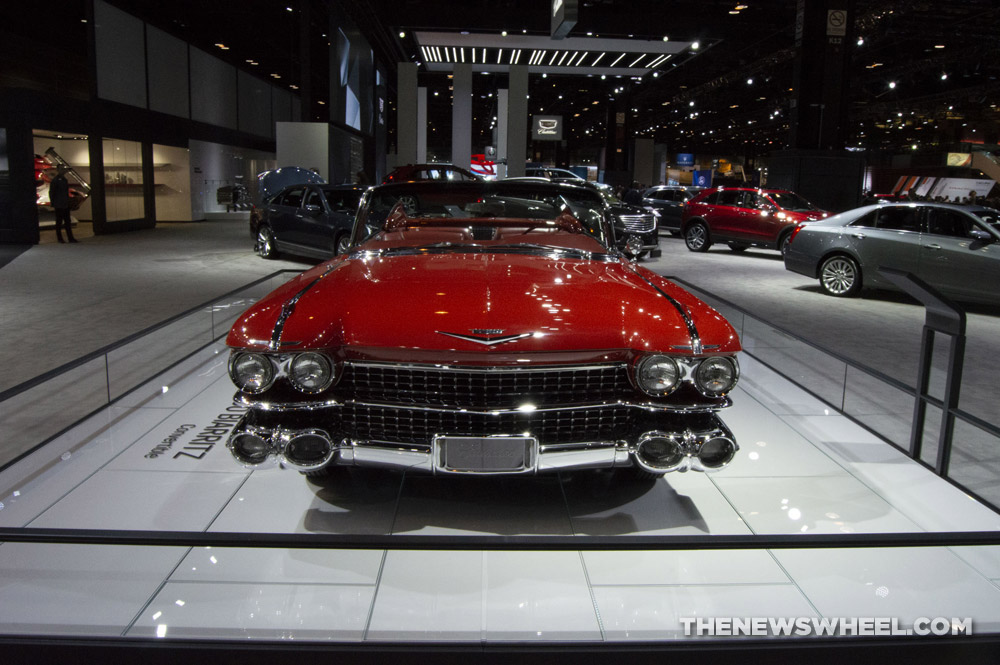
{"left": 227, "top": 253, "right": 741, "bottom": 361}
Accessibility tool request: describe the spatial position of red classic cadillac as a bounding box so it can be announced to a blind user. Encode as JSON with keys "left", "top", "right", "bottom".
{"left": 225, "top": 180, "right": 741, "bottom": 479}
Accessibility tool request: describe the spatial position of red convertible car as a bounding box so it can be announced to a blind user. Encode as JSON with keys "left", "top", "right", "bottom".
{"left": 225, "top": 180, "right": 741, "bottom": 479}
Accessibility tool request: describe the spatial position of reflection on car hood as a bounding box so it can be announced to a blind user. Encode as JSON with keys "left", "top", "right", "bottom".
{"left": 227, "top": 252, "right": 741, "bottom": 359}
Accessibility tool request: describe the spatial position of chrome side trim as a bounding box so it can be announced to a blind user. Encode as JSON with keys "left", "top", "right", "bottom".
{"left": 269, "top": 263, "right": 344, "bottom": 351}
{"left": 627, "top": 268, "right": 703, "bottom": 355}
{"left": 235, "top": 393, "right": 342, "bottom": 410}
{"left": 236, "top": 395, "right": 731, "bottom": 414}
{"left": 345, "top": 361, "right": 625, "bottom": 373}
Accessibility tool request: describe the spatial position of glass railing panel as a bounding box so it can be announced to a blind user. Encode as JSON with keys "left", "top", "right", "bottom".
{"left": 947, "top": 418, "right": 1000, "bottom": 509}
{"left": 841, "top": 365, "right": 913, "bottom": 451}
{"left": 106, "top": 307, "right": 214, "bottom": 402}
{"left": 0, "top": 357, "right": 109, "bottom": 469}
{"left": 740, "top": 316, "right": 847, "bottom": 409}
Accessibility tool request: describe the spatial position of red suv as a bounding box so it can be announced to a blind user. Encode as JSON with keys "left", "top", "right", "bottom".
{"left": 680, "top": 187, "right": 829, "bottom": 254}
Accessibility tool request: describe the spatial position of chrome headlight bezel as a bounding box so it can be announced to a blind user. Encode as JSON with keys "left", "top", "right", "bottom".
{"left": 694, "top": 356, "right": 740, "bottom": 397}
{"left": 288, "top": 352, "right": 335, "bottom": 393}
{"left": 229, "top": 352, "right": 276, "bottom": 394}
{"left": 635, "top": 354, "right": 681, "bottom": 396}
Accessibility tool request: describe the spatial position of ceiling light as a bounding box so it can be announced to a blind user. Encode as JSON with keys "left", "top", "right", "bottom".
{"left": 889, "top": 81, "right": 896, "bottom": 89}
{"left": 691, "top": 41, "right": 700, "bottom": 50}
{"left": 501, "top": 30, "right": 508, "bottom": 37}
{"left": 399, "top": 31, "right": 405, "bottom": 38}
{"left": 215, "top": 43, "right": 229, "bottom": 50}
{"left": 935, "top": 44, "right": 945, "bottom": 49}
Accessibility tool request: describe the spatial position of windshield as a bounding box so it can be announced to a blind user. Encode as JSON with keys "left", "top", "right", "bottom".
{"left": 355, "top": 181, "right": 613, "bottom": 250}
{"left": 768, "top": 191, "right": 818, "bottom": 212}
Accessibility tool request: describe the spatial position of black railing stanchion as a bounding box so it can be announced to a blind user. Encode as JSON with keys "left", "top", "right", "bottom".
{"left": 878, "top": 268, "right": 966, "bottom": 477}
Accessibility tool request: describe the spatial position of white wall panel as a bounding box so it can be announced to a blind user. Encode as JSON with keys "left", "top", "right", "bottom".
{"left": 272, "top": 87, "right": 293, "bottom": 132}
{"left": 190, "top": 48, "right": 238, "bottom": 130}
{"left": 238, "top": 71, "right": 271, "bottom": 138}
{"left": 147, "top": 26, "right": 189, "bottom": 119}
{"left": 94, "top": 0, "right": 147, "bottom": 109}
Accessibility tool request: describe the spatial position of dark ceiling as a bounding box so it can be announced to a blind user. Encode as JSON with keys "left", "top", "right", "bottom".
{"left": 10, "top": 0, "right": 1000, "bottom": 162}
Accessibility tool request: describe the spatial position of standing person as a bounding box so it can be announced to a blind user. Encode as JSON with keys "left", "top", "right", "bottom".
{"left": 49, "top": 166, "right": 77, "bottom": 243}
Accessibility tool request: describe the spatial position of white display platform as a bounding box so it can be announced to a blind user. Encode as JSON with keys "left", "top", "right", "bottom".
{"left": 0, "top": 342, "right": 999, "bottom": 642}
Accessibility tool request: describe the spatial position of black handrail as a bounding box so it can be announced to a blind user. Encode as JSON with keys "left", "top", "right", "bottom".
{"left": 0, "top": 526, "right": 998, "bottom": 550}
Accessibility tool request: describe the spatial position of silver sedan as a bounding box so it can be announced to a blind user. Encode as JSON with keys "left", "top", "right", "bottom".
{"left": 784, "top": 203, "right": 1000, "bottom": 303}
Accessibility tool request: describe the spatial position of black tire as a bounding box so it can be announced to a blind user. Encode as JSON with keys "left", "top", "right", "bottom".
{"left": 819, "top": 254, "right": 862, "bottom": 297}
{"left": 779, "top": 231, "right": 794, "bottom": 256}
{"left": 727, "top": 242, "right": 749, "bottom": 253}
{"left": 684, "top": 221, "right": 711, "bottom": 252}
{"left": 256, "top": 226, "right": 278, "bottom": 259}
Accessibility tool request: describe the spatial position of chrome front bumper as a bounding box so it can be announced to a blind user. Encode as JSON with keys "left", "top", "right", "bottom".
{"left": 226, "top": 410, "right": 738, "bottom": 475}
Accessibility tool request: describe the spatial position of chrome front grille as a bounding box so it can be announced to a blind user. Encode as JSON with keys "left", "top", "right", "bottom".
{"left": 619, "top": 214, "right": 655, "bottom": 233}
{"left": 339, "top": 363, "right": 631, "bottom": 408}
{"left": 341, "top": 403, "right": 632, "bottom": 446}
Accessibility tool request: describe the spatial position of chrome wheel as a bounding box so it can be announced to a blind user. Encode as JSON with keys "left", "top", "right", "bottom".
{"left": 820, "top": 255, "right": 861, "bottom": 297}
{"left": 335, "top": 233, "right": 351, "bottom": 255}
{"left": 256, "top": 227, "right": 276, "bottom": 259}
{"left": 398, "top": 195, "right": 418, "bottom": 215}
{"left": 684, "top": 222, "right": 710, "bottom": 252}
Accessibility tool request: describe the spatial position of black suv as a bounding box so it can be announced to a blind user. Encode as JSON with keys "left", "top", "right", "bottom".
{"left": 641, "top": 186, "right": 704, "bottom": 234}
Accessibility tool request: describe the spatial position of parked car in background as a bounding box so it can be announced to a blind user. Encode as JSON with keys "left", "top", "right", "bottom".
{"left": 784, "top": 202, "right": 1000, "bottom": 301}
{"left": 252, "top": 183, "right": 365, "bottom": 260}
{"left": 681, "top": 187, "right": 830, "bottom": 254}
{"left": 642, "top": 185, "right": 704, "bottom": 235}
{"left": 524, "top": 166, "right": 612, "bottom": 191}
{"left": 384, "top": 163, "right": 480, "bottom": 183}
{"left": 224, "top": 179, "right": 742, "bottom": 480}
{"left": 505, "top": 177, "right": 660, "bottom": 258}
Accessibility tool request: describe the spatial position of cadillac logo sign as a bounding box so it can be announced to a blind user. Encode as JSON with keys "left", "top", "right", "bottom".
{"left": 533, "top": 115, "right": 563, "bottom": 141}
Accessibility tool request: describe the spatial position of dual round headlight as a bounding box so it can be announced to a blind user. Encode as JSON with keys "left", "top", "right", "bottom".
{"left": 636, "top": 355, "right": 681, "bottom": 396}
{"left": 229, "top": 352, "right": 335, "bottom": 394}
{"left": 288, "top": 352, "right": 334, "bottom": 393}
{"left": 230, "top": 353, "right": 275, "bottom": 394}
{"left": 695, "top": 356, "right": 739, "bottom": 396}
{"left": 635, "top": 354, "right": 739, "bottom": 397}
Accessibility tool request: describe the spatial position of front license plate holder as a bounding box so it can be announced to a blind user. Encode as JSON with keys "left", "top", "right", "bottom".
{"left": 434, "top": 436, "right": 537, "bottom": 473}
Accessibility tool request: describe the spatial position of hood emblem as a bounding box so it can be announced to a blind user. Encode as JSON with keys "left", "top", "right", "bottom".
{"left": 437, "top": 330, "right": 534, "bottom": 346}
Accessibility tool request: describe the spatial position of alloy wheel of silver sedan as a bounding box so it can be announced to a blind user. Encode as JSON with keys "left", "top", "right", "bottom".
{"left": 819, "top": 255, "right": 861, "bottom": 297}
{"left": 684, "top": 222, "right": 711, "bottom": 252}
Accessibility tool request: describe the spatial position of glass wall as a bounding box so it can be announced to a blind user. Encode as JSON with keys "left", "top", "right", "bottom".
{"left": 103, "top": 137, "right": 145, "bottom": 222}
